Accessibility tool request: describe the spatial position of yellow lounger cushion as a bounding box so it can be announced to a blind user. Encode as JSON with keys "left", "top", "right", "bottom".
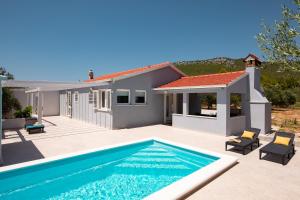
{"left": 241, "top": 131, "right": 255, "bottom": 139}
{"left": 274, "top": 136, "right": 290, "bottom": 146}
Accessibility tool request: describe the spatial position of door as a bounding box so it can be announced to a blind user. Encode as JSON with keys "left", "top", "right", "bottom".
{"left": 66, "top": 91, "right": 72, "bottom": 117}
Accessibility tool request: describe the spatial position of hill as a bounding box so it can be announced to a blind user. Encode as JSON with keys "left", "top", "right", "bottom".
{"left": 174, "top": 58, "right": 300, "bottom": 103}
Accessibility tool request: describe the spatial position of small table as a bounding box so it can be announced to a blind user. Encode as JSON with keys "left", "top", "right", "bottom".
{"left": 26, "top": 124, "right": 45, "bottom": 134}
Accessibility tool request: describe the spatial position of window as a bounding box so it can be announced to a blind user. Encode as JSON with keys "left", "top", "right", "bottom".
{"left": 99, "top": 89, "right": 111, "bottom": 110}
{"left": 230, "top": 93, "right": 243, "bottom": 117}
{"left": 175, "top": 93, "right": 183, "bottom": 114}
{"left": 107, "top": 90, "right": 111, "bottom": 109}
{"left": 74, "top": 91, "right": 79, "bottom": 103}
{"left": 88, "top": 89, "right": 93, "bottom": 104}
{"left": 101, "top": 90, "right": 106, "bottom": 108}
{"left": 188, "top": 93, "right": 217, "bottom": 117}
{"left": 116, "top": 89, "right": 130, "bottom": 104}
{"left": 135, "top": 90, "right": 146, "bottom": 104}
{"left": 93, "top": 90, "right": 99, "bottom": 108}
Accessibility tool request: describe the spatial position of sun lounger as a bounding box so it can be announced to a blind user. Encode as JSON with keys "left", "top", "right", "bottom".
{"left": 26, "top": 124, "right": 45, "bottom": 134}
{"left": 259, "top": 132, "right": 295, "bottom": 165}
{"left": 225, "top": 129, "right": 260, "bottom": 155}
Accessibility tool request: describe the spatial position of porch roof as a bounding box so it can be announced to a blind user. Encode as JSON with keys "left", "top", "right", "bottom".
{"left": 154, "top": 71, "right": 246, "bottom": 90}
{"left": 2, "top": 80, "right": 109, "bottom": 92}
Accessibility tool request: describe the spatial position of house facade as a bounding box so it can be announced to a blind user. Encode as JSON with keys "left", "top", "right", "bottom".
{"left": 2, "top": 54, "right": 272, "bottom": 136}
{"left": 59, "top": 62, "right": 184, "bottom": 129}
{"left": 58, "top": 54, "right": 271, "bottom": 135}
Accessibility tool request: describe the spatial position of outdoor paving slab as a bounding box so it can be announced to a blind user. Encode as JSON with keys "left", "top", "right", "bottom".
{"left": 1, "top": 116, "right": 300, "bottom": 200}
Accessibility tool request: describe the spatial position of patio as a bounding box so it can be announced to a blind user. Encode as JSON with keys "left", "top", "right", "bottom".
{"left": 1, "top": 116, "right": 300, "bottom": 200}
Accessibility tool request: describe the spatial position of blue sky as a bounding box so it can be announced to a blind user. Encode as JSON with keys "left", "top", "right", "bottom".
{"left": 0, "top": 0, "right": 293, "bottom": 81}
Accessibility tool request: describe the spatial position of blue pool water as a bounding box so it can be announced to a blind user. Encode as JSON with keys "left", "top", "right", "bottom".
{"left": 0, "top": 140, "right": 219, "bottom": 200}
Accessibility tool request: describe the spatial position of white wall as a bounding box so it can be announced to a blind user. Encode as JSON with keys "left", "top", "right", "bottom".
{"left": 59, "top": 87, "right": 112, "bottom": 129}
{"left": 43, "top": 91, "right": 59, "bottom": 116}
{"left": 173, "top": 114, "right": 221, "bottom": 134}
{"left": 112, "top": 66, "right": 182, "bottom": 129}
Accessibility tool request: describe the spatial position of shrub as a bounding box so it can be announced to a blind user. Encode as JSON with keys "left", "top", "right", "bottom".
{"left": 13, "top": 106, "right": 32, "bottom": 119}
{"left": 14, "top": 110, "right": 24, "bottom": 118}
{"left": 3, "top": 88, "right": 21, "bottom": 118}
{"left": 264, "top": 86, "right": 297, "bottom": 107}
{"left": 22, "top": 106, "right": 32, "bottom": 118}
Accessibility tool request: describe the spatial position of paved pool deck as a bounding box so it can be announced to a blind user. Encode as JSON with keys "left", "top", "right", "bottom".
{"left": 2, "top": 116, "right": 300, "bottom": 200}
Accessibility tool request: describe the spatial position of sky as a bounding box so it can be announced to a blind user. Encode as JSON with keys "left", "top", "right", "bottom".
{"left": 0, "top": 0, "right": 294, "bottom": 81}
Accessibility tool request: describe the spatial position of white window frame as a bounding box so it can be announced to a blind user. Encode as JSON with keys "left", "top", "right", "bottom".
{"left": 74, "top": 91, "right": 79, "bottom": 103}
{"left": 116, "top": 89, "right": 130, "bottom": 105}
{"left": 99, "top": 89, "right": 111, "bottom": 111}
{"left": 92, "top": 90, "right": 99, "bottom": 109}
{"left": 135, "top": 90, "right": 147, "bottom": 105}
{"left": 88, "top": 88, "right": 94, "bottom": 104}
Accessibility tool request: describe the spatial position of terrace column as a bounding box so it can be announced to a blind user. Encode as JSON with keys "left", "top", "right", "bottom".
{"left": 217, "top": 88, "right": 230, "bottom": 135}
{"left": 163, "top": 92, "right": 167, "bottom": 124}
{"left": 182, "top": 92, "right": 189, "bottom": 116}
{"left": 172, "top": 93, "right": 177, "bottom": 114}
{"left": 37, "top": 90, "right": 43, "bottom": 124}
{"left": 242, "top": 93, "right": 251, "bottom": 130}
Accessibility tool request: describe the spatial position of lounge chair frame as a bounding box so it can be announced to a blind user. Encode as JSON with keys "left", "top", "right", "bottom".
{"left": 225, "top": 129, "right": 260, "bottom": 155}
{"left": 259, "top": 132, "right": 295, "bottom": 165}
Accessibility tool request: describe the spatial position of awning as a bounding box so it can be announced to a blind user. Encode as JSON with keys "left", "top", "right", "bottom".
{"left": 2, "top": 80, "right": 110, "bottom": 92}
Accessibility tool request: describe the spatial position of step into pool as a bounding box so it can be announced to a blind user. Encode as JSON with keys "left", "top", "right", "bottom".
{"left": 0, "top": 139, "right": 237, "bottom": 200}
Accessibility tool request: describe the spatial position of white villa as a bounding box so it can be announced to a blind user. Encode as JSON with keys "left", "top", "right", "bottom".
{"left": 1, "top": 54, "right": 271, "bottom": 135}
{"left": 1, "top": 55, "right": 299, "bottom": 200}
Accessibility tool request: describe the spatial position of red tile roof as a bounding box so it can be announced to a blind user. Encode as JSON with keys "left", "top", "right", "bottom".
{"left": 157, "top": 71, "right": 245, "bottom": 89}
{"left": 85, "top": 62, "right": 176, "bottom": 82}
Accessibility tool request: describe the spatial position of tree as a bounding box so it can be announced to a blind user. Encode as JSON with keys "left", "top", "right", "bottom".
{"left": 201, "top": 94, "right": 216, "bottom": 109}
{"left": 256, "top": 0, "right": 300, "bottom": 72}
{"left": 0, "top": 66, "right": 14, "bottom": 79}
{"left": 264, "top": 86, "right": 297, "bottom": 107}
{"left": 2, "top": 88, "right": 21, "bottom": 118}
{"left": 1, "top": 66, "right": 21, "bottom": 118}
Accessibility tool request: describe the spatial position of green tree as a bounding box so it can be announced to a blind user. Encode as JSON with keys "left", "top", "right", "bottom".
{"left": 1, "top": 66, "right": 21, "bottom": 118}
{"left": 201, "top": 94, "right": 216, "bottom": 109}
{"left": 256, "top": 0, "right": 300, "bottom": 72}
{"left": 3, "top": 88, "right": 21, "bottom": 118}
{"left": 264, "top": 86, "right": 297, "bottom": 107}
{"left": 0, "top": 66, "right": 14, "bottom": 79}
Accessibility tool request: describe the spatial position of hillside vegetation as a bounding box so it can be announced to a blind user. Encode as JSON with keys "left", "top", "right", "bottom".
{"left": 175, "top": 58, "right": 300, "bottom": 105}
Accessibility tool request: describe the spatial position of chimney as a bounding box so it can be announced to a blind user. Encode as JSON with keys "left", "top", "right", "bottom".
{"left": 243, "top": 53, "right": 261, "bottom": 67}
{"left": 244, "top": 54, "right": 268, "bottom": 102}
{"left": 88, "top": 69, "right": 94, "bottom": 80}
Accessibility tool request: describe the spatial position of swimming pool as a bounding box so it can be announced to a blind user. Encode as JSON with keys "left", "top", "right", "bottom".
{"left": 0, "top": 138, "right": 237, "bottom": 200}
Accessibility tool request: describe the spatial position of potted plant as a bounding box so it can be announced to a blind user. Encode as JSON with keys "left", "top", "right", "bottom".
{"left": 18, "top": 106, "right": 37, "bottom": 126}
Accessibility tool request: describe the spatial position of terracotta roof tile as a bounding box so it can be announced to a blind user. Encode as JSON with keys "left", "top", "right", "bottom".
{"left": 158, "top": 71, "right": 245, "bottom": 89}
{"left": 85, "top": 62, "right": 174, "bottom": 82}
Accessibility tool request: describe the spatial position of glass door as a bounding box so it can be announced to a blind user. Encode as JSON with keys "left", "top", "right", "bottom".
{"left": 66, "top": 91, "right": 72, "bottom": 117}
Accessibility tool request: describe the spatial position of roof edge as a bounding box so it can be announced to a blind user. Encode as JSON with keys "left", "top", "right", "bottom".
{"left": 84, "top": 62, "right": 187, "bottom": 83}
{"left": 153, "top": 84, "right": 227, "bottom": 91}
{"left": 181, "top": 70, "right": 245, "bottom": 79}
{"left": 111, "top": 62, "right": 186, "bottom": 82}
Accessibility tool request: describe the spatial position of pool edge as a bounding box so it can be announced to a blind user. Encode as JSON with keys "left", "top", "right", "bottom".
{"left": 145, "top": 138, "right": 238, "bottom": 200}
{"left": 0, "top": 137, "right": 238, "bottom": 200}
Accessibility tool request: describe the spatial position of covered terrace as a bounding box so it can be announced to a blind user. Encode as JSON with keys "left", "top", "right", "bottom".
{"left": 2, "top": 80, "right": 109, "bottom": 123}
{"left": 154, "top": 71, "right": 250, "bottom": 136}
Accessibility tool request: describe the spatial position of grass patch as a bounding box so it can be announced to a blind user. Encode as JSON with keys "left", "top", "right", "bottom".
{"left": 272, "top": 108, "right": 300, "bottom": 134}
